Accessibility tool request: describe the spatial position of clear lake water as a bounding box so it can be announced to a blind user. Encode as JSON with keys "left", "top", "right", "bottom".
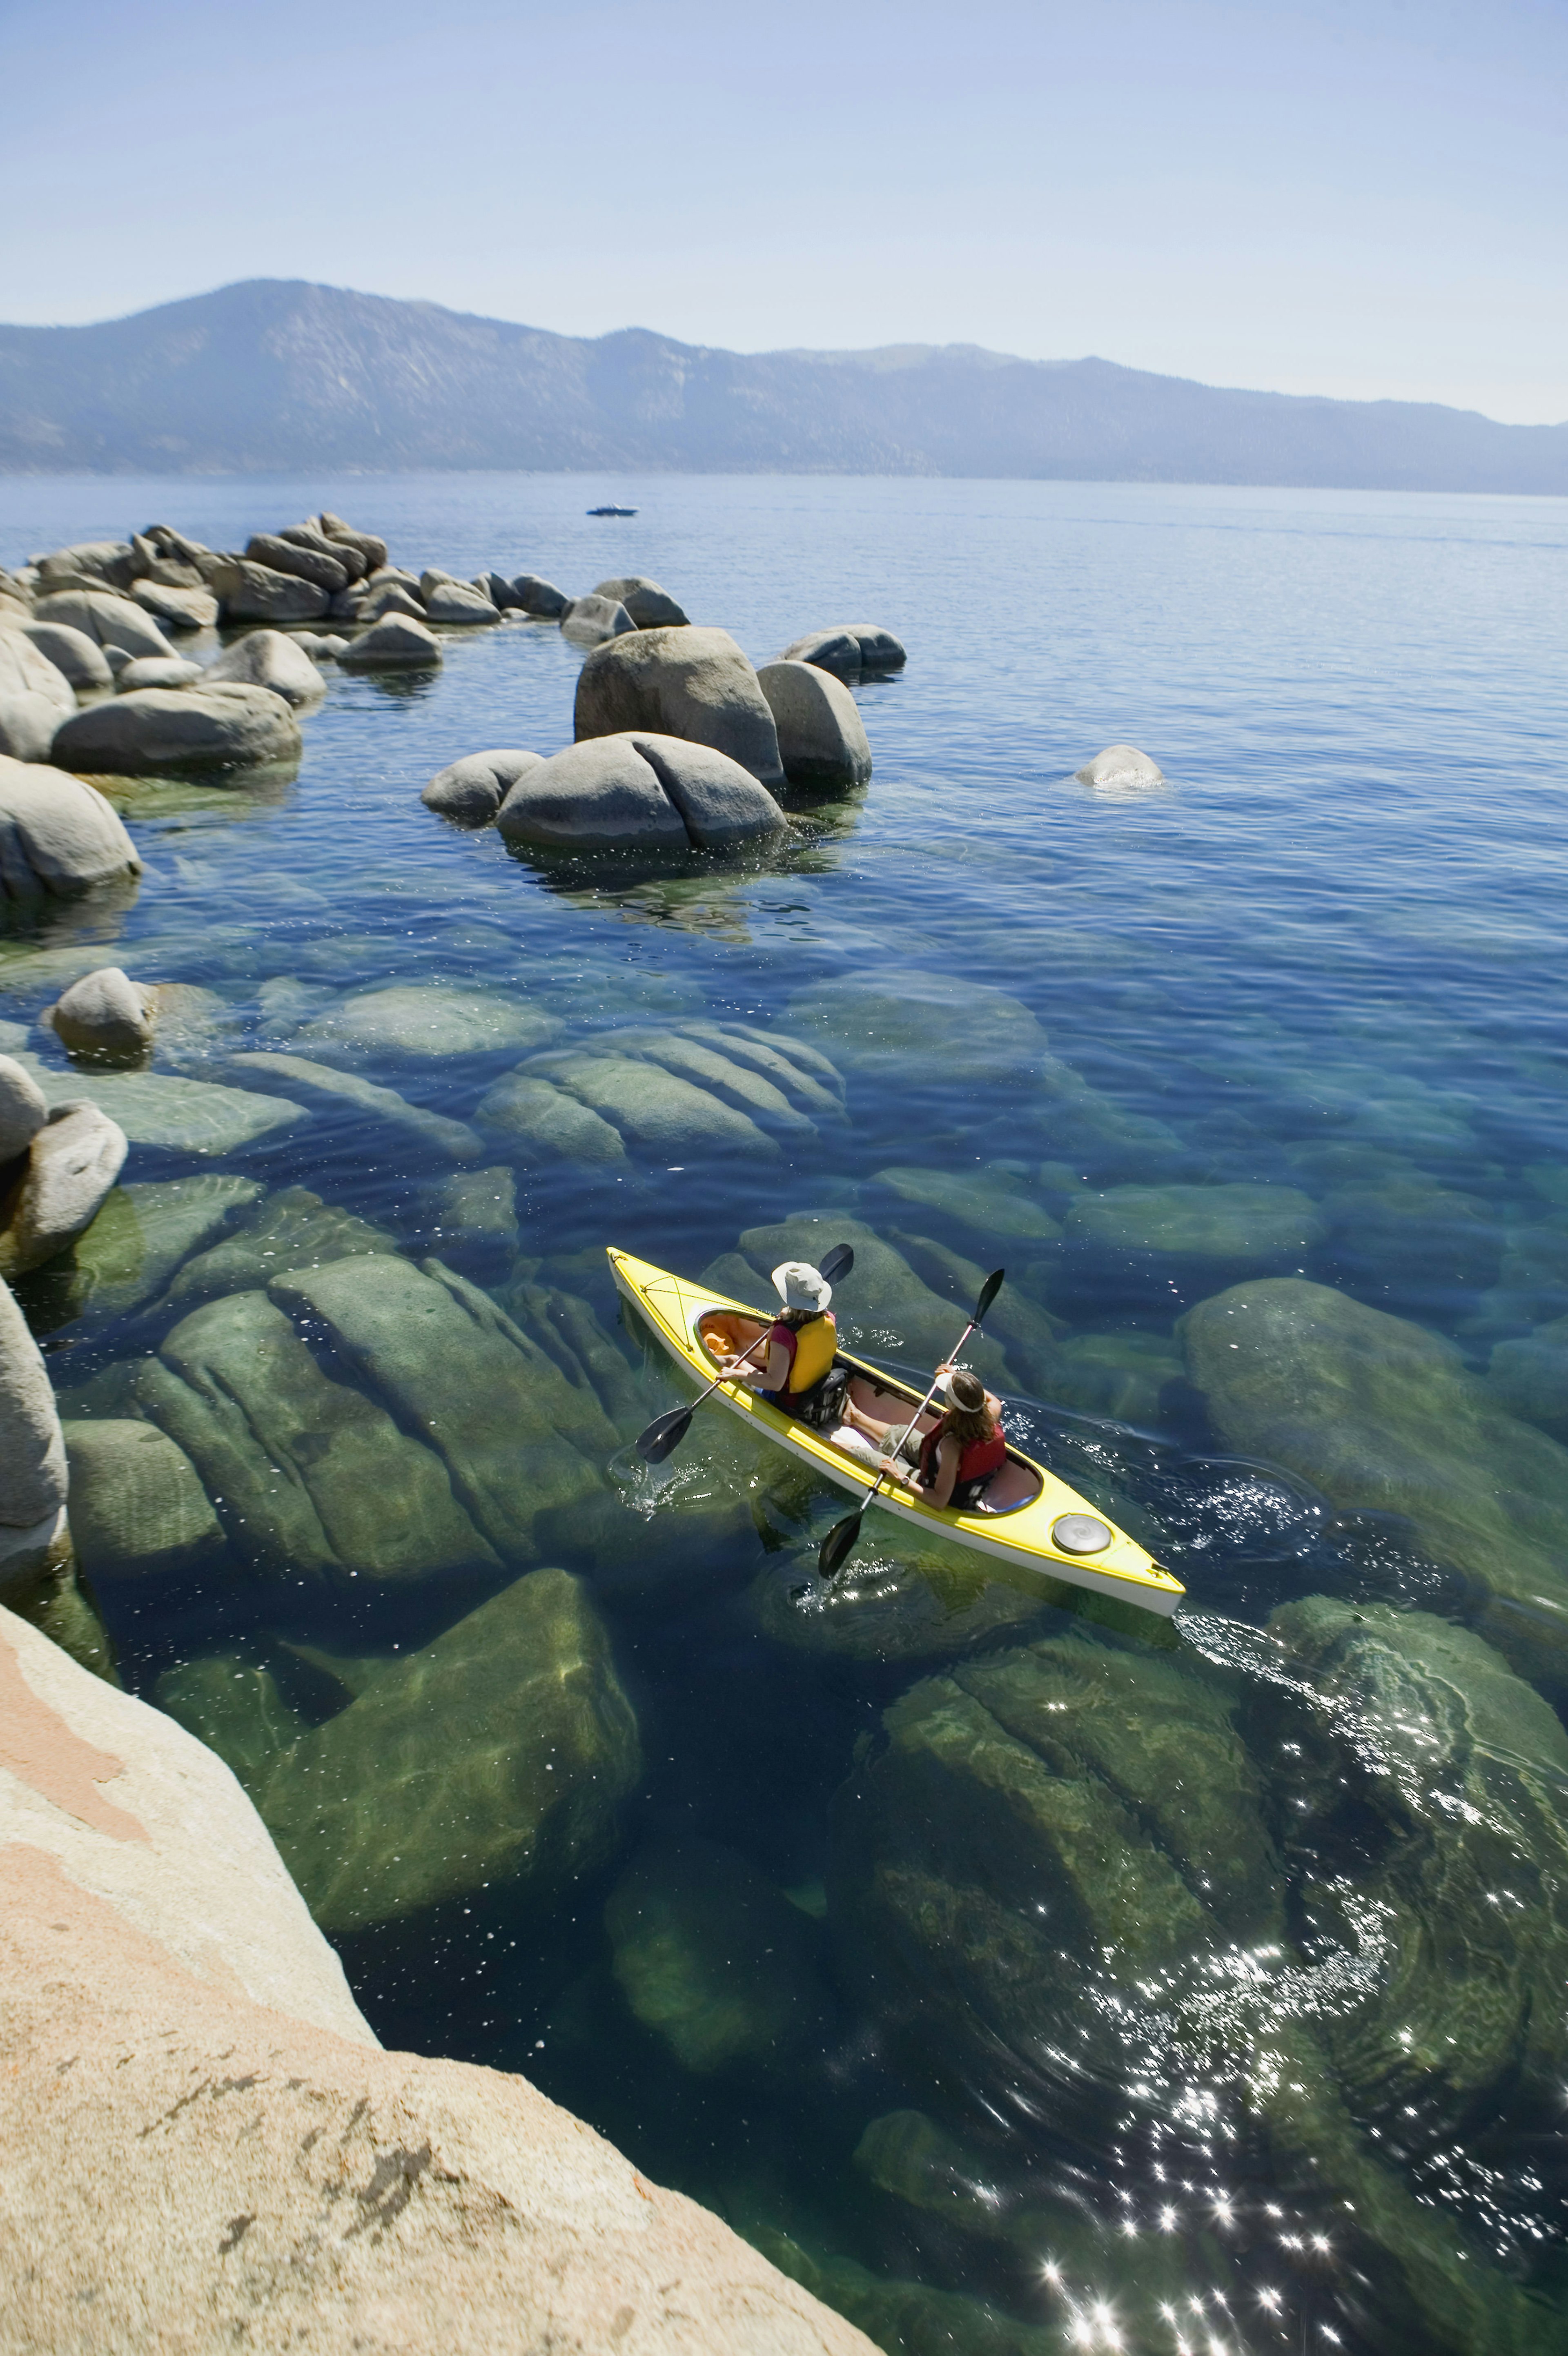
{"left": 3, "top": 470, "right": 1567, "bottom": 2356}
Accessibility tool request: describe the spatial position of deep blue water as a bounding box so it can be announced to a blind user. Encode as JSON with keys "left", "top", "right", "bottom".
{"left": 4, "top": 473, "right": 1566, "bottom": 2356}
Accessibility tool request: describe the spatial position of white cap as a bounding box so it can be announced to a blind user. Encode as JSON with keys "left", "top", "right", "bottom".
{"left": 771, "top": 1259, "right": 832, "bottom": 1313}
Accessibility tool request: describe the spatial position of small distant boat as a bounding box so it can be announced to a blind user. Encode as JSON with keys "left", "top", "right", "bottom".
{"left": 587, "top": 504, "right": 637, "bottom": 517}
{"left": 608, "top": 1247, "right": 1186, "bottom": 1617}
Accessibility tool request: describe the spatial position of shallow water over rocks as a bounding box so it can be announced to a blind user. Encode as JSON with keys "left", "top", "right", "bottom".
{"left": 4, "top": 472, "right": 1567, "bottom": 2356}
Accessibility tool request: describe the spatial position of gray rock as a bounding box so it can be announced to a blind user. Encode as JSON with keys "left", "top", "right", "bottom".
{"left": 595, "top": 1028, "right": 817, "bottom": 1136}
{"left": 593, "top": 577, "right": 690, "bottom": 629}
{"left": 45, "top": 966, "right": 156, "bottom": 1064}
{"left": 138, "top": 1288, "right": 496, "bottom": 1587}
{"left": 422, "top": 747, "right": 542, "bottom": 824}
{"left": 338, "top": 613, "right": 441, "bottom": 669}
{"left": 1067, "top": 1182, "right": 1325, "bottom": 1264}
{"left": 526, "top": 1049, "right": 780, "bottom": 1161}
{"left": 575, "top": 626, "right": 785, "bottom": 787}
{"left": 62, "top": 1175, "right": 263, "bottom": 1317}
{"left": 16, "top": 621, "right": 113, "bottom": 691}
{"left": 314, "top": 633, "right": 350, "bottom": 659}
{"left": 203, "top": 629, "right": 323, "bottom": 708}
{"left": 0, "top": 1272, "right": 67, "bottom": 1530}
{"left": 1076, "top": 744, "right": 1165, "bottom": 791}
{"left": 163, "top": 1182, "right": 393, "bottom": 1309}
{"left": 37, "top": 541, "right": 138, "bottom": 591}
{"left": 63, "top": 1420, "right": 223, "bottom": 1580}
{"left": 293, "top": 985, "right": 559, "bottom": 1062}
{"left": 0, "top": 1101, "right": 128, "bottom": 1278}
{"left": 788, "top": 970, "right": 1047, "bottom": 1083}
{"left": 496, "top": 732, "right": 783, "bottom": 851}
{"left": 782, "top": 624, "right": 906, "bottom": 679}
{"left": 1488, "top": 1315, "right": 1568, "bottom": 1441}
{"left": 0, "top": 761, "right": 143, "bottom": 900}
{"left": 102, "top": 646, "right": 131, "bottom": 676}
{"left": 483, "top": 572, "right": 520, "bottom": 610}
{"left": 510, "top": 573, "right": 570, "bottom": 619}
{"left": 476, "top": 1072, "right": 629, "bottom": 1166}
{"left": 33, "top": 590, "right": 171, "bottom": 659}
{"left": 16, "top": 1056, "right": 305, "bottom": 1153}
{"left": 0, "top": 697, "right": 60, "bottom": 762}
{"left": 318, "top": 512, "right": 388, "bottom": 570}
{"left": 229, "top": 1051, "right": 482, "bottom": 1160}
{"left": 244, "top": 534, "right": 349, "bottom": 595}
{"left": 256, "top": 1569, "right": 641, "bottom": 1933}
{"left": 874, "top": 1163, "right": 1062, "bottom": 1240}
{"left": 560, "top": 594, "right": 637, "bottom": 645}
{"left": 116, "top": 656, "right": 203, "bottom": 692}
{"left": 52, "top": 685, "right": 301, "bottom": 775}
{"left": 423, "top": 579, "right": 500, "bottom": 626}
{"left": 756, "top": 660, "right": 871, "bottom": 789}
{"left": 674, "top": 1019, "right": 846, "bottom": 1116}
{"left": 130, "top": 579, "right": 219, "bottom": 631}
{"left": 267, "top": 1255, "right": 617, "bottom": 1564}
{"left": 0, "top": 1054, "right": 48, "bottom": 1162}
{"left": 209, "top": 560, "right": 330, "bottom": 625}
{"left": 356, "top": 580, "right": 425, "bottom": 623}
{"left": 0, "top": 629, "right": 74, "bottom": 719}
{"left": 278, "top": 522, "right": 367, "bottom": 581}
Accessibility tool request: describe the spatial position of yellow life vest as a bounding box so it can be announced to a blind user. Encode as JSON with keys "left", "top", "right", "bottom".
{"left": 778, "top": 1312, "right": 837, "bottom": 1394}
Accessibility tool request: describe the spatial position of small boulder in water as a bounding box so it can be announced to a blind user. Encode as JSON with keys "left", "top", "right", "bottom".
{"left": 510, "top": 573, "right": 571, "bottom": 619}
{"left": 782, "top": 624, "right": 906, "bottom": 681}
{"left": 45, "top": 966, "right": 156, "bottom": 1065}
{"left": 593, "top": 576, "right": 689, "bottom": 629}
{"left": 203, "top": 629, "right": 324, "bottom": 708}
{"left": 423, "top": 578, "right": 501, "bottom": 626}
{"left": 756, "top": 659, "right": 871, "bottom": 789}
{"left": 338, "top": 612, "right": 441, "bottom": 670}
{"left": 116, "top": 656, "right": 202, "bottom": 692}
{"left": 561, "top": 592, "right": 637, "bottom": 645}
{"left": 1075, "top": 744, "right": 1165, "bottom": 791}
{"left": 422, "top": 747, "right": 542, "bottom": 824}
{"left": 52, "top": 684, "right": 301, "bottom": 774}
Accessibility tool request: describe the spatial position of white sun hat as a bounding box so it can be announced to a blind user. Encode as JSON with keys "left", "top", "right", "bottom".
{"left": 771, "top": 1259, "right": 833, "bottom": 1313}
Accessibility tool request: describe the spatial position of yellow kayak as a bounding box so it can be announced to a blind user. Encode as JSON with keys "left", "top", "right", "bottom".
{"left": 607, "top": 1247, "right": 1185, "bottom": 1618}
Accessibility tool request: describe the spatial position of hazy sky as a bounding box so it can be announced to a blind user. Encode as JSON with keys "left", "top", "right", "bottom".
{"left": 4, "top": 0, "right": 1564, "bottom": 421}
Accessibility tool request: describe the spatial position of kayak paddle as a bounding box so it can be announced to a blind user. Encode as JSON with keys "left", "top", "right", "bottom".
{"left": 817, "top": 1265, "right": 1005, "bottom": 1580}
{"left": 635, "top": 1242, "right": 856, "bottom": 1465}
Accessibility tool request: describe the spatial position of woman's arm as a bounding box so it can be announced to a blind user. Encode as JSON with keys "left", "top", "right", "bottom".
{"left": 919, "top": 1433, "right": 961, "bottom": 1509}
{"left": 721, "top": 1336, "right": 793, "bottom": 1391}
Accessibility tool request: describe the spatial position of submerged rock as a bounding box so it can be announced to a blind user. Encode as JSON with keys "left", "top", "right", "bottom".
{"left": 229, "top": 1050, "right": 481, "bottom": 1159}
{"left": 18, "top": 1056, "right": 303, "bottom": 1153}
{"left": 574, "top": 627, "right": 786, "bottom": 788}
{"left": 1488, "top": 1313, "right": 1568, "bottom": 1440}
{"left": 0, "top": 760, "right": 143, "bottom": 900}
{"left": 163, "top": 1182, "right": 394, "bottom": 1308}
{"left": 728, "top": 1214, "right": 1014, "bottom": 1388}
{"left": 756, "top": 659, "right": 872, "bottom": 790}
{"left": 260, "top": 1568, "right": 641, "bottom": 1933}
{"left": 605, "top": 1835, "right": 829, "bottom": 2076}
{"left": 527, "top": 1047, "right": 782, "bottom": 1160}
{"left": 65, "top": 1175, "right": 262, "bottom": 1316}
{"left": 874, "top": 1162, "right": 1061, "bottom": 1241}
{"left": 788, "top": 971, "right": 1046, "bottom": 1084}
{"left": 63, "top": 1419, "right": 223, "bottom": 1580}
{"left": 1051, "top": 1329, "right": 1185, "bottom": 1424}
{"left": 590, "top": 1027, "right": 820, "bottom": 1137}
{"left": 476, "top": 1071, "right": 629, "bottom": 1166}
{"left": 1067, "top": 1181, "right": 1325, "bottom": 1264}
{"left": 267, "top": 1254, "right": 617, "bottom": 1564}
{"left": 1181, "top": 1278, "right": 1568, "bottom": 1691}
{"left": 293, "top": 984, "right": 560, "bottom": 1061}
{"left": 137, "top": 1287, "right": 496, "bottom": 1586}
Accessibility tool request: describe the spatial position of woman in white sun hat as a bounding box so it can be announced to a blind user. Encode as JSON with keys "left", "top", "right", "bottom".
{"left": 718, "top": 1259, "right": 843, "bottom": 1423}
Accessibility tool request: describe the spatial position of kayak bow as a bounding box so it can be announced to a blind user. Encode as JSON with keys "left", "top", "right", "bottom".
{"left": 608, "top": 1247, "right": 1185, "bottom": 1618}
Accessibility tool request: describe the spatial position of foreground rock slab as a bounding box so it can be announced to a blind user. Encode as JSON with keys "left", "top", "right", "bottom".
{"left": 0, "top": 1602, "right": 871, "bottom": 2356}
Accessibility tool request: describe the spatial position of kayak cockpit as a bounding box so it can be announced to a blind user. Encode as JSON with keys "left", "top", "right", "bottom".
{"left": 695, "top": 1308, "right": 1043, "bottom": 1516}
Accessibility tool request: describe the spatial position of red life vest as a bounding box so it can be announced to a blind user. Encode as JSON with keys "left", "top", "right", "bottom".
{"left": 918, "top": 1413, "right": 1008, "bottom": 1506}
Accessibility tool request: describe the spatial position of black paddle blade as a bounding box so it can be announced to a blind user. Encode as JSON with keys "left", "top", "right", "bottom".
{"left": 819, "top": 1242, "right": 855, "bottom": 1287}
{"left": 975, "top": 1266, "right": 1006, "bottom": 1324}
{"left": 635, "top": 1404, "right": 693, "bottom": 1464}
{"left": 818, "top": 1508, "right": 865, "bottom": 1579}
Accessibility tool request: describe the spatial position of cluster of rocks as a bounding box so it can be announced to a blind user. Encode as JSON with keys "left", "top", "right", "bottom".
{"left": 424, "top": 621, "right": 890, "bottom": 849}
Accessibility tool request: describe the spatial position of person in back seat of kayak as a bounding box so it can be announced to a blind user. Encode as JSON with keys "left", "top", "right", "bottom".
{"left": 717, "top": 1260, "right": 840, "bottom": 1420}
{"left": 898, "top": 1367, "right": 1007, "bottom": 1508}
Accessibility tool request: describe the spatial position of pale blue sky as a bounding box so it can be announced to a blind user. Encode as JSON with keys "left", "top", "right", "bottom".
{"left": 4, "top": 0, "right": 1564, "bottom": 420}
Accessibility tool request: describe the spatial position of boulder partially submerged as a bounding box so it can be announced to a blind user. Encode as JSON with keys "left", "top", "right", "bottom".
{"left": 496, "top": 732, "right": 784, "bottom": 851}
{"left": 575, "top": 626, "right": 786, "bottom": 786}
{"left": 0, "top": 759, "right": 143, "bottom": 899}
{"left": 53, "top": 684, "right": 301, "bottom": 775}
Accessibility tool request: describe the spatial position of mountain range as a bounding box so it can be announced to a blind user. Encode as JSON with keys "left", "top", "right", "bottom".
{"left": 0, "top": 279, "right": 1562, "bottom": 492}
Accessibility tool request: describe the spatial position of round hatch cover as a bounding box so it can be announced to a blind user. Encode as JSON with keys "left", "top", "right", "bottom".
{"left": 1051, "top": 1512, "right": 1112, "bottom": 1555}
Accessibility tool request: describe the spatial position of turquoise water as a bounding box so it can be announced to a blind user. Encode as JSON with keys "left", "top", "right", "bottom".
{"left": 4, "top": 473, "right": 1568, "bottom": 2355}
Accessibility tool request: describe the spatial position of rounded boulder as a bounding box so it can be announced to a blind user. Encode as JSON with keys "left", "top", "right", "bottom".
{"left": 561, "top": 594, "right": 636, "bottom": 646}
{"left": 339, "top": 614, "right": 442, "bottom": 670}
{"left": 575, "top": 625, "right": 785, "bottom": 788}
{"left": 117, "top": 657, "right": 203, "bottom": 692}
{"left": 424, "top": 579, "right": 500, "bottom": 626}
{"left": 0, "top": 759, "right": 143, "bottom": 900}
{"left": 16, "top": 621, "right": 114, "bottom": 692}
{"left": 203, "top": 630, "right": 324, "bottom": 708}
{"left": 497, "top": 732, "right": 784, "bottom": 851}
{"left": 46, "top": 966, "right": 157, "bottom": 1065}
{"left": 209, "top": 560, "right": 330, "bottom": 625}
{"left": 52, "top": 685, "right": 302, "bottom": 775}
{"left": 423, "top": 748, "right": 543, "bottom": 826}
{"left": 1076, "top": 744, "right": 1166, "bottom": 791}
{"left": 782, "top": 624, "right": 906, "bottom": 681}
{"left": 756, "top": 660, "right": 871, "bottom": 790}
{"left": 593, "top": 577, "right": 689, "bottom": 629}
{"left": 510, "top": 574, "right": 570, "bottom": 619}
{"left": 33, "top": 590, "right": 171, "bottom": 660}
